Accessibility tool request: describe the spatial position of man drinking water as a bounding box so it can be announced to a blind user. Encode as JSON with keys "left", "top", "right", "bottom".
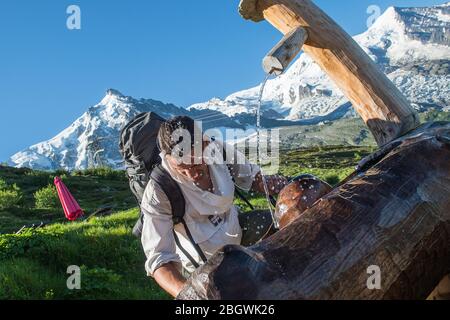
{"left": 140, "top": 116, "right": 288, "bottom": 298}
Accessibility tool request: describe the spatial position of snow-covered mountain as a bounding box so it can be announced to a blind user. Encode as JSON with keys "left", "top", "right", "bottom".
{"left": 189, "top": 3, "right": 450, "bottom": 119}
{"left": 8, "top": 2, "right": 450, "bottom": 170}
{"left": 9, "top": 90, "right": 183, "bottom": 170}
{"left": 9, "top": 89, "right": 243, "bottom": 170}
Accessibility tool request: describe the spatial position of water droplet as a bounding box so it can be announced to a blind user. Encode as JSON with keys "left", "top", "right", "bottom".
{"left": 278, "top": 204, "right": 288, "bottom": 215}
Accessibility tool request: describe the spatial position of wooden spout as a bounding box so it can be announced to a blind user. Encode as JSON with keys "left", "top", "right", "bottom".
{"left": 263, "top": 26, "right": 308, "bottom": 75}
{"left": 239, "top": 0, "right": 420, "bottom": 146}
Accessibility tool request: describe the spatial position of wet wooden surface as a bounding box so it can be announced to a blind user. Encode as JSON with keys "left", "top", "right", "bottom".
{"left": 275, "top": 175, "right": 332, "bottom": 229}
{"left": 178, "top": 122, "right": 450, "bottom": 300}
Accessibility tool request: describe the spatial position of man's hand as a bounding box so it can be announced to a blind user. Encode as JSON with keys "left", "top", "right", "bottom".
{"left": 153, "top": 262, "right": 187, "bottom": 298}
{"left": 251, "top": 172, "right": 289, "bottom": 196}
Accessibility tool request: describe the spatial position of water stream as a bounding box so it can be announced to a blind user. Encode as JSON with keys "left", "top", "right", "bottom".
{"left": 256, "top": 73, "right": 279, "bottom": 229}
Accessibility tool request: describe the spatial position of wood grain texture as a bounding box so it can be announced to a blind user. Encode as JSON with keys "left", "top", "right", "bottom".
{"left": 263, "top": 26, "right": 308, "bottom": 75}
{"left": 239, "top": 0, "right": 265, "bottom": 22}
{"left": 178, "top": 122, "right": 450, "bottom": 300}
{"left": 239, "top": 0, "right": 420, "bottom": 146}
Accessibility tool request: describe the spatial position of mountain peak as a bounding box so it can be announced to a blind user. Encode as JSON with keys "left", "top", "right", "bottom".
{"left": 99, "top": 88, "right": 128, "bottom": 106}
{"left": 437, "top": 2, "right": 450, "bottom": 7}
{"left": 368, "top": 6, "right": 404, "bottom": 33}
{"left": 106, "top": 88, "right": 124, "bottom": 97}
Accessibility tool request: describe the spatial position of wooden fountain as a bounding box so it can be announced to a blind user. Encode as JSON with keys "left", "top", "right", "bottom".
{"left": 177, "top": 0, "right": 450, "bottom": 300}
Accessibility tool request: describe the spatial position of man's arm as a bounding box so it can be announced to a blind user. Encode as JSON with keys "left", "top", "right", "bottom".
{"left": 251, "top": 172, "right": 289, "bottom": 196}
{"left": 141, "top": 180, "right": 186, "bottom": 298}
{"left": 153, "top": 262, "right": 186, "bottom": 298}
{"left": 223, "top": 142, "right": 288, "bottom": 196}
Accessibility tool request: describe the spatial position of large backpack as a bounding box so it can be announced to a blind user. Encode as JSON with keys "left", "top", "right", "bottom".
{"left": 119, "top": 112, "right": 207, "bottom": 267}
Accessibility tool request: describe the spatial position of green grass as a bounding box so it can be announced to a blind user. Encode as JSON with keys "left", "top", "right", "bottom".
{"left": 279, "top": 145, "right": 375, "bottom": 181}
{"left": 420, "top": 109, "right": 450, "bottom": 122}
{"left": 0, "top": 166, "right": 136, "bottom": 234}
{"left": 0, "top": 209, "right": 169, "bottom": 300}
{"left": 0, "top": 145, "right": 376, "bottom": 299}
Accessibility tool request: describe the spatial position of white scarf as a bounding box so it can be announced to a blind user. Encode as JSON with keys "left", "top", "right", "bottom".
{"left": 160, "top": 151, "right": 235, "bottom": 216}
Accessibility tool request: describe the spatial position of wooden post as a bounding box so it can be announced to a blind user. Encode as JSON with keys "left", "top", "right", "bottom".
{"left": 239, "top": 0, "right": 420, "bottom": 146}
{"left": 263, "top": 26, "right": 308, "bottom": 75}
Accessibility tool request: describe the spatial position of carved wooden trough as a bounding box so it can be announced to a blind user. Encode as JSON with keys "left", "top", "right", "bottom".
{"left": 177, "top": 0, "right": 450, "bottom": 299}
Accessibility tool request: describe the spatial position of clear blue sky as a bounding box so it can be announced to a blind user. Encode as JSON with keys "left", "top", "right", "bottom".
{"left": 0, "top": 0, "right": 445, "bottom": 162}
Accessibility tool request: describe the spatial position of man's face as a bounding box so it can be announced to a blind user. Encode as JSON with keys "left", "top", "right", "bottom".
{"left": 166, "top": 140, "right": 210, "bottom": 182}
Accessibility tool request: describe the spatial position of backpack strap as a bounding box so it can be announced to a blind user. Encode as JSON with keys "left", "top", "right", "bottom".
{"left": 150, "top": 165, "right": 208, "bottom": 264}
{"left": 173, "top": 231, "right": 200, "bottom": 269}
{"left": 150, "top": 165, "right": 185, "bottom": 221}
{"left": 222, "top": 147, "right": 256, "bottom": 210}
{"left": 222, "top": 147, "right": 278, "bottom": 208}
{"left": 234, "top": 186, "right": 255, "bottom": 211}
